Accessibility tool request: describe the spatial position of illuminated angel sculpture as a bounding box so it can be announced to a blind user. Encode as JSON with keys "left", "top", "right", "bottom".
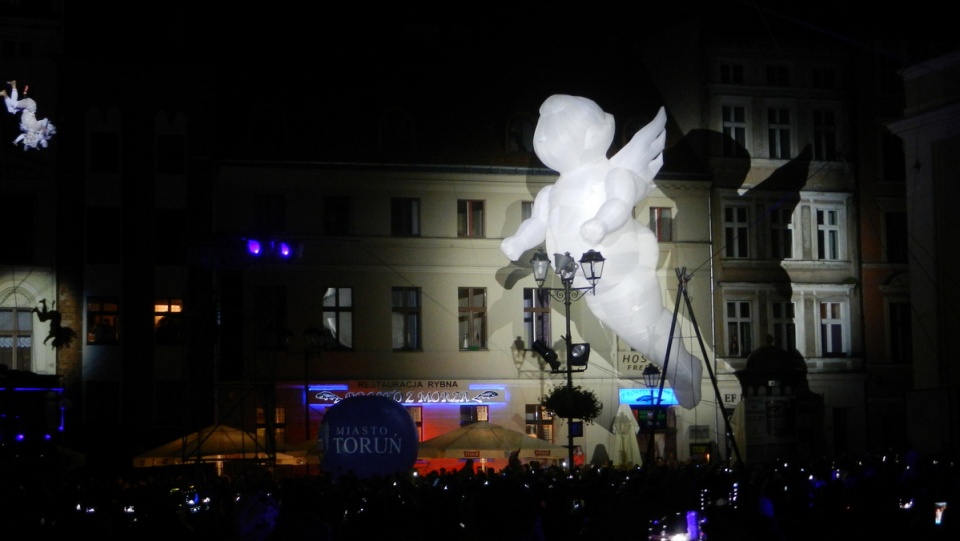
{"left": 501, "top": 94, "right": 702, "bottom": 409}
{"left": 1, "top": 80, "right": 56, "bottom": 150}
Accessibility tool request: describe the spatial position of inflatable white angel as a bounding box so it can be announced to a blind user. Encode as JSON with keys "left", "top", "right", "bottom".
{"left": 1, "top": 80, "right": 56, "bottom": 150}
{"left": 501, "top": 94, "right": 702, "bottom": 409}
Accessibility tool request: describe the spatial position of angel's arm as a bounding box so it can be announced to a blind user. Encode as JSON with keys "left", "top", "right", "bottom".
{"left": 580, "top": 168, "right": 638, "bottom": 244}
{"left": 501, "top": 185, "right": 552, "bottom": 261}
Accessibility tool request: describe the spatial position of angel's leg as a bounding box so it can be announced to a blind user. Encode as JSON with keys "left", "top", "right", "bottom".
{"left": 2, "top": 81, "right": 18, "bottom": 114}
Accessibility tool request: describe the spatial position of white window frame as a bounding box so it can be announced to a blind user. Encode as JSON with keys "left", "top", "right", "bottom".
{"left": 649, "top": 207, "right": 673, "bottom": 242}
{"left": 723, "top": 204, "right": 751, "bottom": 259}
{"left": 724, "top": 300, "right": 754, "bottom": 357}
{"left": 770, "top": 300, "right": 797, "bottom": 353}
{"left": 818, "top": 300, "right": 848, "bottom": 357}
{"left": 458, "top": 287, "right": 487, "bottom": 350}
{"left": 721, "top": 104, "right": 747, "bottom": 157}
{"left": 525, "top": 403, "right": 555, "bottom": 442}
{"left": 460, "top": 404, "right": 489, "bottom": 425}
{"left": 767, "top": 205, "right": 795, "bottom": 259}
{"left": 392, "top": 287, "right": 421, "bottom": 351}
{"left": 812, "top": 108, "right": 838, "bottom": 161}
{"left": 815, "top": 206, "right": 844, "bottom": 261}
{"left": 0, "top": 307, "right": 33, "bottom": 371}
{"left": 457, "top": 200, "right": 485, "bottom": 238}
{"left": 521, "top": 200, "right": 534, "bottom": 222}
{"left": 391, "top": 197, "right": 421, "bottom": 237}
{"left": 322, "top": 287, "right": 353, "bottom": 350}
{"left": 767, "top": 106, "right": 792, "bottom": 159}
{"left": 523, "top": 287, "right": 550, "bottom": 348}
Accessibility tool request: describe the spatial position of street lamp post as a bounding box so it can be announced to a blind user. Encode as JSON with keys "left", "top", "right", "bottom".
{"left": 303, "top": 326, "right": 322, "bottom": 474}
{"left": 530, "top": 249, "right": 604, "bottom": 473}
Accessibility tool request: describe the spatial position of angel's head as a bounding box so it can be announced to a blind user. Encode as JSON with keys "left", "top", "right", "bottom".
{"left": 534, "top": 94, "right": 614, "bottom": 173}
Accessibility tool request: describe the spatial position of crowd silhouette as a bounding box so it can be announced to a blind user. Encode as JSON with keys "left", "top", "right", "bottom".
{"left": 2, "top": 448, "right": 955, "bottom": 540}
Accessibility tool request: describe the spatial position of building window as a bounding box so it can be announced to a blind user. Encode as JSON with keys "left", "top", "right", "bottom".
{"left": 887, "top": 301, "right": 912, "bottom": 364}
{"left": 87, "top": 297, "right": 119, "bottom": 344}
{"left": 819, "top": 301, "right": 846, "bottom": 357}
{"left": 768, "top": 108, "right": 791, "bottom": 159}
{"left": 323, "top": 287, "right": 353, "bottom": 350}
{"left": 812, "top": 110, "right": 837, "bottom": 161}
{"left": 323, "top": 196, "right": 350, "bottom": 236}
{"left": 457, "top": 200, "right": 484, "bottom": 237}
{"left": 766, "top": 65, "right": 789, "bottom": 86}
{"left": 722, "top": 106, "right": 746, "bottom": 157}
{"left": 816, "top": 208, "right": 841, "bottom": 260}
{"left": 154, "top": 298, "right": 185, "bottom": 344}
{"left": 771, "top": 301, "right": 797, "bottom": 353}
{"left": 458, "top": 287, "right": 486, "bottom": 350}
{"left": 407, "top": 406, "right": 424, "bottom": 441}
{"left": 521, "top": 200, "right": 533, "bottom": 221}
{"left": 523, "top": 288, "right": 551, "bottom": 348}
{"left": 650, "top": 207, "right": 673, "bottom": 242}
{"left": 0, "top": 308, "right": 32, "bottom": 371}
{"left": 257, "top": 407, "right": 286, "bottom": 444}
{"left": 391, "top": 198, "right": 420, "bottom": 236}
{"left": 724, "top": 206, "right": 750, "bottom": 259}
{"left": 768, "top": 206, "right": 794, "bottom": 259}
{"left": 725, "top": 301, "right": 752, "bottom": 357}
{"left": 392, "top": 287, "right": 421, "bottom": 351}
{"left": 884, "top": 211, "right": 908, "bottom": 263}
{"left": 720, "top": 63, "right": 744, "bottom": 84}
{"left": 526, "top": 404, "right": 555, "bottom": 442}
{"left": 812, "top": 67, "right": 837, "bottom": 89}
{"left": 460, "top": 404, "right": 489, "bottom": 426}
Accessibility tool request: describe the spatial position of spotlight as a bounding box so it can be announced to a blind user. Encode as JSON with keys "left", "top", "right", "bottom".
{"left": 244, "top": 238, "right": 298, "bottom": 260}
{"left": 533, "top": 340, "right": 560, "bottom": 372}
{"left": 569, "top": 343, "right": 590, "bottom": 369}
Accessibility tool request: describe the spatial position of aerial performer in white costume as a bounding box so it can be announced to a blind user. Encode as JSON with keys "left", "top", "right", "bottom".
{"left": 501, "top": 94, "right": 702, "bottom": 409}
{"left": 0, "top": 80, "right": 56, "bottom": 150}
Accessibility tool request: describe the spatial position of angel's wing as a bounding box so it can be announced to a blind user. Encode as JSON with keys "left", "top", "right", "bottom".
{"left": 609, "top": 106, "right": 667, "bottom": 182}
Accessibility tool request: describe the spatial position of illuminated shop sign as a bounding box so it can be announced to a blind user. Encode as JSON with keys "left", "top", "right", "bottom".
{"left": 619, "top": 387, "right": 680, "bottom": 406}
{"left": 309, "top": 380, "right": 506, "bottom": 405}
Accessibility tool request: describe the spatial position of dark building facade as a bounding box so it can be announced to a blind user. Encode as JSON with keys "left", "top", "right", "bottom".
{"left": 2, "top": 3, "right": 957, "bottom": 470}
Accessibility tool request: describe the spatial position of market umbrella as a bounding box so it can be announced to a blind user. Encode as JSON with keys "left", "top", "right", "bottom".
{"left": 610, "top": 403, "right": 643, "bottom": 468}
{"left": 417, "top": 421, "right": 569, "bottom": 460}
{"left": 132, "top": 424, "right": 302, "bottom": 467}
